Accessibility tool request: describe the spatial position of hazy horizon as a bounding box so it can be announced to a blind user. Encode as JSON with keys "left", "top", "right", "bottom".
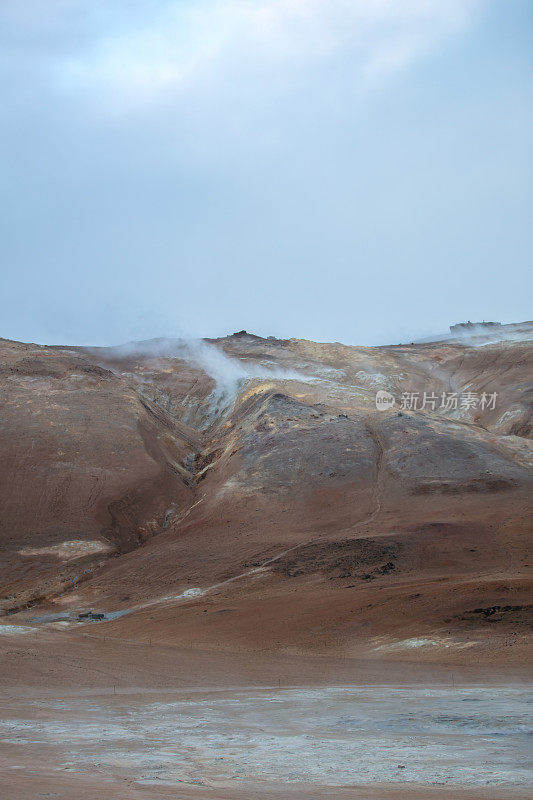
{"left": 1, "top": 1, "right": 532, "bottom": 347}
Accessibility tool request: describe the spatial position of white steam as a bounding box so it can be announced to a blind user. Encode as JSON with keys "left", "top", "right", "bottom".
{"left": 183, "top": 338, "right": 308, "bottom": 393}
{"left": 95, "top": 336, "right": 311, "bottom": 412}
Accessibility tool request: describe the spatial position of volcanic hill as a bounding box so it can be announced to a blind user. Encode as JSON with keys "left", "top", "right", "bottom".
{"left": 1, "top": 324, "right": 532, "bottom": 666}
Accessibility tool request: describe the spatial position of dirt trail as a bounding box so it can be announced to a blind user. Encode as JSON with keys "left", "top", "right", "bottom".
{"left": 354, "top": 416, "right": 385, "bottom": 532}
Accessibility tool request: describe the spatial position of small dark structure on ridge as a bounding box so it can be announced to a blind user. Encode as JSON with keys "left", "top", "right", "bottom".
{"left": 77, "top": 611, "right": 105, "bottom": 621}
{"left": 450, "top": 321, "right": 501, "bottom": 332}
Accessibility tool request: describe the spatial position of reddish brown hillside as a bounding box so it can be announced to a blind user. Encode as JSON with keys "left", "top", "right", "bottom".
{"left": 1, "top": 328, "right": 531, "bottom": 665}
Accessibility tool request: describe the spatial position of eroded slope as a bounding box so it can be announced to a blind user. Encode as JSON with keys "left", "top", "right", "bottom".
{"left": 1, "top": 329, "right": 532, "bottom": 664}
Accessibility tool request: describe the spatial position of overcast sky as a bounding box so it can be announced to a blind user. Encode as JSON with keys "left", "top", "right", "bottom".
{"left": 1, "top": 0, "right": 532, "bottom": 346}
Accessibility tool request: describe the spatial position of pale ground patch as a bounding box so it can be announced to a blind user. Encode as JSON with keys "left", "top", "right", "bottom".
{"left": 0, "top": 625, "right": 36, "bottom": 635}
{"left": 373, "top": 636, "right": 477, "bottom": 652}
{"left": 160, "top": 587, "right": 204, "bottom": 602}
{"left": 20, "top": 539, "right": 112, "bottom": 561}
{"left": 0, "top": 686, "right": 531, "bottom": 792}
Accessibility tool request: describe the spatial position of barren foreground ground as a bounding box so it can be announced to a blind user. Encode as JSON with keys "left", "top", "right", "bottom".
{"left": 3, "top": 686, "right": 531, "bottom": 799}
{"left": 1, "top": 629, "right": 531, "bottom": 799}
